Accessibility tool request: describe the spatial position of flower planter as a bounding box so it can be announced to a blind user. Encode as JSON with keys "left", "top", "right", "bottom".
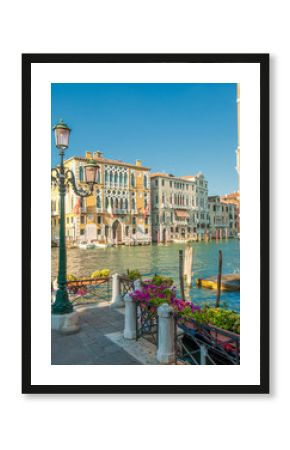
{"left": 183, "top": 320, "right": 198, "bottom": 330}
{"left": 209, "top": 325, "right": 240, "bottom": 344}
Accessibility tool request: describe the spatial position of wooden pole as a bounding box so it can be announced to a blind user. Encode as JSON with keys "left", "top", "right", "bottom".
{"left": 184, "top": 244, "right": 193, "bottom": 287}
{"left": 179, "top": 249, "right": 185, "bottom": 300}
{"left": 216, "top": 250, "right": 222, "bottom": 308}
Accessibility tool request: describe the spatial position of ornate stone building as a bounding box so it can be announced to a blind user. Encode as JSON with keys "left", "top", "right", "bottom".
{"left": 220, "top": 192, "right": 240, "bottom": 235}
{"left": 150, "top": 172, "right": 209, "bottom": 243}
{"left": 51, "top": 151, "right": 151, "bottom": 245}
{"left": 208, "top": 196, "right": 237, "bottom": 239}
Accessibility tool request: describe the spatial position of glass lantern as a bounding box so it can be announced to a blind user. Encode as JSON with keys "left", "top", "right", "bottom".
{"left": 52, "top": 119, "right": 71, "bottom": 149}
{"left": 84, "top": 159, "right": 100, "bottom": 185}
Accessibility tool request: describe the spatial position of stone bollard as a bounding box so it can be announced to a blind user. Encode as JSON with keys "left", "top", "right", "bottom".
{"left": 133, "top": 279, "right": 142, "bottom": 291}
{"left": 111, "top": 273, "right": 123, "bottom": 307}
{"left": 157, "top": 303, "right": 176, "bottom": 364}
{"left": 124, "top": 293, "right": 137, "bottom": 339}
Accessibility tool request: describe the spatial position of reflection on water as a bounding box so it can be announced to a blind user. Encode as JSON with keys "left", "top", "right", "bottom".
{"left": 51, "top": 240, "right": 240, "bottom": 311}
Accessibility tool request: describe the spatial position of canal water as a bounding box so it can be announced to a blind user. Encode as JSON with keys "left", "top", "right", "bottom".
{"left": 51, "top": 239, "right": 240, "bottom": 311}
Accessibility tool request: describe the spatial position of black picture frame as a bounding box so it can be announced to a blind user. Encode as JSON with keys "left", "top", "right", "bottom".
{"left": 22, "top": 53, "right": 269, "bottom": 394}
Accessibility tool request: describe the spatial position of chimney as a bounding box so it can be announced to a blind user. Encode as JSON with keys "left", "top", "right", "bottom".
{"left": 136, "top": 159, "right": 142, "bottom": 167}
{"left": 94, "top": 151, "right": 103, "bottom": 159}
{"left": 85, "top": 151, "right": 92, "bottom": 159}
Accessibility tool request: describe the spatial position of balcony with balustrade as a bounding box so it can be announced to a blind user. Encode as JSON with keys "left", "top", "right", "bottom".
{"left": 112, "top": 208, "right": 129, "bottom": 215}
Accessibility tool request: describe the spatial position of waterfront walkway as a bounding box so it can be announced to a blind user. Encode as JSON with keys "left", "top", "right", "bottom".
{"left": 52, "top": 303, "right": 157, "bottom": 365}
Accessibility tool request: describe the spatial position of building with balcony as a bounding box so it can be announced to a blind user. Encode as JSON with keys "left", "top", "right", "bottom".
{"left": 208, "top": 196, "right": 237, "bottom": 239}
{"left": 150, "top": 172, "right": 209, "bottom": 243}
{"left": 220, "top": 192, "right": 240, "bottom": 236}
{"left": 51, "top": 151, "right": 151, "bottom": 245}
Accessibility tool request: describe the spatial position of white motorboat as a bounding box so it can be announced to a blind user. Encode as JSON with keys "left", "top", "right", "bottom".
{"left": 94, "top": 242, "right": 112, "bottom": 249}
{"left": 78, "top": 240, "right": 95, "bottom": 249}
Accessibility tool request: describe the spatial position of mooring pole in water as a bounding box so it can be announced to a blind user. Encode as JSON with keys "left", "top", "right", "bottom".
{"left": 179, "top": 249, "right": 185, "bottom": 301}
{"left": 184, "top": 244, "right": 193, "bottom": 288}
{"left": 216, "top": 250, "right": 223, "bottom": 307}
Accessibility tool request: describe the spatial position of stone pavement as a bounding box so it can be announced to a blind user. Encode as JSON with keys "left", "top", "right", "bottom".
{"left": 51, "top": 303, "right": 143, "bottom": 365}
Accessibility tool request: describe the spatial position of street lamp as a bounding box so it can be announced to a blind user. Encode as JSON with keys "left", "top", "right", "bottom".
{"left": 51, "top": 119, "right": 99, "bottom": 316}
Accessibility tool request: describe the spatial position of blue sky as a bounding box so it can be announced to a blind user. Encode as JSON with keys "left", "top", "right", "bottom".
{"left": 51, "top": 83, "right": 238, "bottom": 195}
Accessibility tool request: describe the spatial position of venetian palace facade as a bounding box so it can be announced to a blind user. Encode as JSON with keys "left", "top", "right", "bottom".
{"left": 51, "top": 85, "right": 240, "bottom": 245}
{"left": 51, "top": 151, "right": 151, "bottom": 245}
{"left": 150, "top": 172, "right": 209, "bottom": 243}
{"left": 208, "top": 196, "right": 237, "bottom": 239}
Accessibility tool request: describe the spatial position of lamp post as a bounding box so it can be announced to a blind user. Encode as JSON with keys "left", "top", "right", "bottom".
{"left": 51, "top": 119, "right": 99, "bottom": 317}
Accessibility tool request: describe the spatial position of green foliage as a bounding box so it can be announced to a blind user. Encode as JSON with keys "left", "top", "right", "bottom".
{"left": 148, "top": 296, "right": 168, "bottom": 307}
{"left": 179, "top": 305, "right": 196, "bottom": 320}
{"left": 192, "top": 307, "right": 240, "bottom": 334}
{"left": 151, "top": 274, "right": 174, "bottom": 287}
{"left": 127, "top": 269, "right": 142, "bottom": 281}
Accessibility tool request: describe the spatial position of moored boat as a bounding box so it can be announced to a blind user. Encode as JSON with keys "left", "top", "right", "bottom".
{"left": 94, "top": 242, "right": 112, "bottom": 249}
{"left": 196, "top": 273, "right": 240, "bottom": 291}
{"left": 78, "top": 240, "right": 95, "bottom": 249}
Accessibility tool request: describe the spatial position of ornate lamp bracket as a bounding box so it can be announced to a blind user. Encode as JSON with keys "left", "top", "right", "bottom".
{"left": 65, "top": 169, "right": 94, "bottom": 198}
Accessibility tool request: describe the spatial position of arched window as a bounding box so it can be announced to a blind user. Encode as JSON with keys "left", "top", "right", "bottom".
{"left": 124, "top": 198, "right": 128, "bottom": 210}
{"left": 114, "top": 172, "right": 118, "bottom": 184}
{"left": 115, "top": 198, "right": 119, "bottom": 209}
{"left": 105, "top": 170, "right": 108, "bottom": 184}
{"left": 105, "top": 197, "right": 109, "bottom": 209}
{"left": 144, "top": 175, "right": 147, "bottom": 188}
{"left": 120, "top": 198, "right": 123, "bottom": 209}
{"left": 131, "top": 173, "right": 135, "bottom": 187}
{"left": 131, "top": 197, "right": 136, "bottom": 210}
{"left": 96, "top": 195, "right": 101, "bottom": 208}
{"left": 79, "top": 166, "right": 83, "bottom": 182}
{"left": 110, "top": 171, "right": 113, "bottom": 184}
{"left": 124, "top": 172, "right": 128, "bottom": 185}
{"left": 119, "top": 172, "right": 123, "bottom": 185}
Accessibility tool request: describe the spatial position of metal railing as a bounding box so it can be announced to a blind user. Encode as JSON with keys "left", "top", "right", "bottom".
{"left": 135, "top": 302, "right": 159, "bottom": 344}
{"left": 51, "top": 275, "right": 112, "bottom": 305}
{"left": 176, "top": 320, "right": 240, "bottom": 365}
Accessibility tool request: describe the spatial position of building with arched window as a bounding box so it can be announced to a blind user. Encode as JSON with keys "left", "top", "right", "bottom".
{"left": 51, "top": 151, "right": 151, "bottom": 245}
{"left": 150, "top": 172, "right": 209, "bottom": 243}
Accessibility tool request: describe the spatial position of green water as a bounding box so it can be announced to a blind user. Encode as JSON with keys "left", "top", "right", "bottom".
{"left": 51, "top": 239, "right": 240, "bottom": 311}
